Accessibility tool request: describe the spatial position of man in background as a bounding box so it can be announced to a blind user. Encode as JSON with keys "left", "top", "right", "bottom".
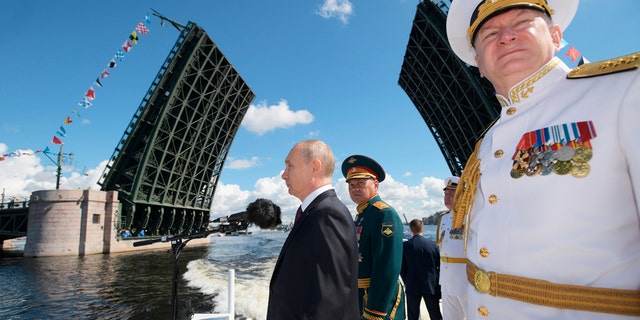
{"left": 267, "top": 140, "right": 359, "bottom": 320}
{"left": 436, "top": 176, "right": 467, "bottom": 319}
{"left": 402, "top": 218, "right": 442, "bottom": 320}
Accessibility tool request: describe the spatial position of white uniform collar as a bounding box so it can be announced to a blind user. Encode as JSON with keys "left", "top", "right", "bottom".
{"left": 495, "top": 57, "right": 570, "bottom": 107}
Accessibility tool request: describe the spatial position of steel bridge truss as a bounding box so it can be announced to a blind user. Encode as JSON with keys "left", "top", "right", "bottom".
{"left": 398, "top": 0, "right": 501, "bottom": 176}
{"left": 0, "top": 204, "right": 28, "bottom": 241}
{"left": 98, "top": 22, "right": 255, "bottom": 237}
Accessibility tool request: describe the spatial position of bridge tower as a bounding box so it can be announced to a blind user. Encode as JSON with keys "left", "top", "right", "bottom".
{"left": 398, "top": 0, "right": 501, "bottom": 176}
{"left": 98, "top": 21, "right": 254, "bottom": 237}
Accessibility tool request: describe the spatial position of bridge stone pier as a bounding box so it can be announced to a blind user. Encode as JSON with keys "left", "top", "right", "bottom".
{"left": 24, "top": 189, "right": 118, "bottom": 257}
{"left": 22, "top": 189, "right": 208, "bottom": 257}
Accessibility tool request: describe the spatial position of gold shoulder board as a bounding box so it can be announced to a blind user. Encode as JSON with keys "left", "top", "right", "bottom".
{"left": 372, "top": 201, "right": 389, "bottom": 210}
{"left": 567, "top": 51, "right": 640, "bottom": 79}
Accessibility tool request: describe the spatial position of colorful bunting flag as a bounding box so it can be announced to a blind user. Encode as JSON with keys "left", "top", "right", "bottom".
{"left": 52, "top": 136, "right": 64, "bottom": 145}
{"left": 122, "top": 40, "right": 132, "bottom": 52}
{"left": 115, "top": 50, "right": 125, "bottom": 61}
{"left": 72, "top": 109, "right": 82, "bottom": 117}
{"left": 101, "top": 68, "right": 110, "bottom": 78}
{"left": 95, "top": 78, "right": 103, "bottom": 87}
{"left": 136, "top": 22, "right": 149, "bottom": 35}
{"left": 64, "top": 116, "right": 72, "bottom": 124}
{"left": 57, "top": 130, "right": 66, "bottom": 138}
{"left": 59, "top": 126, "right": 67, "bottom": 134}
{"left": 565, "top": 46, "right": 580, "bottom": 62}
{"left": 108, "top": 59, "right": 117, "bottom": 68}
{"left": 129, "top": 31, "right": 139, "bottom": 45}
{"left": 559, "top": 39, "right": 569, "bottom": 50}
{"left": 79, "top": 97, "right": 92, "bottom": 108}
{"left": 84, "top": 87, "right": 95, "bottom": 100}
{"left": 578, "top": 56, "right": 590, "bottom": 66}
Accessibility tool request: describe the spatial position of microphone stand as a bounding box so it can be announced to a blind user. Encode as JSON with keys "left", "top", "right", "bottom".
{"left": 133, "top": 231, "right": 217, "bottom": 320}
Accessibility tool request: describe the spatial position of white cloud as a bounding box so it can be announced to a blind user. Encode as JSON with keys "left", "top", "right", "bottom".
{"left": 209, "top": 182, "right": 253, "bottom": 216}
{"left": 335, "top": 174, "right": 447, "bottom": 222}
{"left": 225, "top": 156, "right": 261, "bottom": 170}
{"left": 316, "top": 0, "right": 353, "bottom": 24}
{"left": 241, "top": 100, "right": 314, "bottom": 136}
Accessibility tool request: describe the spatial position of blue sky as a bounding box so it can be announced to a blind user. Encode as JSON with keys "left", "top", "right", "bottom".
{"left": 1, "top": 0, "right": 638, "bottom": 222}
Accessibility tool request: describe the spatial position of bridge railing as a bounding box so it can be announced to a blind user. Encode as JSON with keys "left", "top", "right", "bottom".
{"left": 0, "top": 200, "right": 29, "bottom": 211}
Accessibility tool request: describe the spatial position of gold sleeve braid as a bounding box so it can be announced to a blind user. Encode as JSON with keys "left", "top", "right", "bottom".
{"left": 452, "top": 138, "right": 482, "bottom": 229}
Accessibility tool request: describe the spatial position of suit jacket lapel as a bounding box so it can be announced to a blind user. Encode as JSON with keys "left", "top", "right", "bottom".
{"left": 270, "top": 189, "right": 337, "bottom": 284}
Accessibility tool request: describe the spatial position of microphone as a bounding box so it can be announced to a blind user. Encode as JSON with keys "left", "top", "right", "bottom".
{"left": 215, "top": 198, "right": 282, "bottom": 229}
{"left": 246, "top": 198, "right": 282, "bottom": 229}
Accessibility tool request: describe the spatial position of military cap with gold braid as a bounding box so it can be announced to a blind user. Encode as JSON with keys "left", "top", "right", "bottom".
{"left": 443, "top": 176, "right": 459, "bottom": 190}
{"left": 446, "top": 0, "right": 579, "bottom": 66}
{"left": 341, "top": 155, "right": 386, "bottom": 182}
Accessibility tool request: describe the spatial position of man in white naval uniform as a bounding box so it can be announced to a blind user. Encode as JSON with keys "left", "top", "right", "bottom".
{"left": 436, "top": 176, "right": 467, "bottom": 320}
{"left": 446, "top": 0, "right": 640, "bottom": 319}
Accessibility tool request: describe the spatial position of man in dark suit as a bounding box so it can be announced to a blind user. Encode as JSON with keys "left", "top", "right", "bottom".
{"left": 266, "top": 139, "right": 359, "bottom": 320}
{"left": 401, "top": 219, "right": 442, "bottom": 320}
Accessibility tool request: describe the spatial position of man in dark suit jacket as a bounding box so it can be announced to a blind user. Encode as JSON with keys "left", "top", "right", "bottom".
{"left": 401, "top": 219, "right": 442, "bottom": 320}
{"left": 267, "top": 139, "right": 359, "bottom": 320}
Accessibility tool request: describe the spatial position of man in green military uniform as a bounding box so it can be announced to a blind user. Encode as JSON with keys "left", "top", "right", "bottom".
{"left": 342, "top": 155, "right": 405, "bottom": 320}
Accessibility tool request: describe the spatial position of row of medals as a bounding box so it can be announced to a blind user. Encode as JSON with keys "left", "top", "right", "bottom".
{"left": 510, "top": 142, "right": 593, "bottom": 179}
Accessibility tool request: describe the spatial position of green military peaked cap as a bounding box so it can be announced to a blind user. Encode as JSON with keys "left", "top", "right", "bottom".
{"left": 341, "top": 155, "right": 386, "bottom": 182}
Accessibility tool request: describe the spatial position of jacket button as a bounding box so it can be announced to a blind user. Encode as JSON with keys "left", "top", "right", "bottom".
{"left": 506, "top": 107, "right": 516, "bottom": 115}
{"left": 479, "top": 247, "right": 489, "bottom": 258}
{"left": 494, "top": 149, "right": 504, "bottom": 158}
{"left": 478, "top": 306, "right": 489, "bottom": 317}
{"left": 489, "top": 194, "right": 498, "bottom": 204}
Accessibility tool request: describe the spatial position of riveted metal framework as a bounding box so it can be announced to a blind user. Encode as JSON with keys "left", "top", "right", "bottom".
{"left": 398, "top": 0, "right": 501, "bottom": 176}
{"left": 0, "top": 205, "right": 28, "bottom": 241}
{"left": 99, "top": 22, "right": 254, "bottom": 237}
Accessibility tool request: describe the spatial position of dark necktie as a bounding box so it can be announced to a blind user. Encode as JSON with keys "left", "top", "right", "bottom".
{"left": 294, "top": 206, "right": 302, "bottom": 224}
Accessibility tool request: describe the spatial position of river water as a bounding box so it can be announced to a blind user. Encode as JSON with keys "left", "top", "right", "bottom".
{"left": 1, "top": 225, "right": 436, "bottom": 320}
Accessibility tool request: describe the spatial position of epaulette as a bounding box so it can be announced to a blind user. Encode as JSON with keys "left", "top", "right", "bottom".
{"left": 439, "top": 210, "right": 451, "bottom": 218}
{"left": 372, "top": 201, "right": 389, "bottom": 210}
{"left": 567, "top": 51, "right": 640, "bottom": 79}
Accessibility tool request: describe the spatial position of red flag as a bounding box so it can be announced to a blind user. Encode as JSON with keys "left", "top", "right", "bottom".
{"left": 565, "top": 46, "right": 580, "bottom": 62}
{"left": 101, "top": 68, "right": 110, "bottom": 78}
{"left": 52, "top": 136, "right": 64, "bottom": 145}
{"left": 85, "top": 87, "right": 95, "bottom": 100}
{"left": 64, "top": 116, "right": 72, "bottom": 124}
{"left": 122, "top": 40, "right": 132, "bottom": 52}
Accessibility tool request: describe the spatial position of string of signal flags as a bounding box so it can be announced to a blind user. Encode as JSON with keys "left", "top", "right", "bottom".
{"left": 0, "top": 9, "right": 184, "bottom": 163}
